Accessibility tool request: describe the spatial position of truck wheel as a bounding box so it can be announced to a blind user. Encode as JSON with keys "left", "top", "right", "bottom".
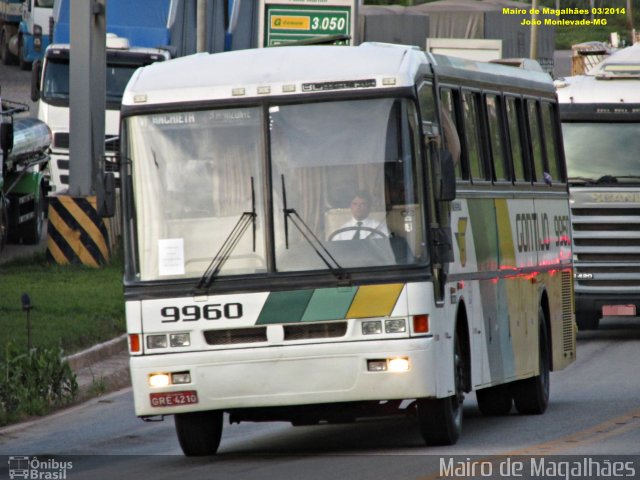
{"left": 512, "top": 308, "right": 550, "bottom": 415}
{"left": 21, "top": 188, "right": 45, "bottom": 245}
{"left": 174, "top": 410, "right": 223, "bottom": 456}
{"left": 1, "top": 30, "right": 12, "bottom": 65}
{"left": 416, "top": 333, "right": 464, "bottom": 445}
{"left": 18, "top": 35, "right": 31, "bottom": 71}
{"left": 575, "top": 309, "right": 600, "bottom": 330}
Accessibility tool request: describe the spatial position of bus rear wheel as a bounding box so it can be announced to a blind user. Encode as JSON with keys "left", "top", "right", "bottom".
{"left": 416, "top": 334, "right": 464, "bottom": 446}
{"left": 512, "top": 308, "right": 550, "bottom": 415}
{"left": 174, "top": 410, "right": 223, "bottom": 456}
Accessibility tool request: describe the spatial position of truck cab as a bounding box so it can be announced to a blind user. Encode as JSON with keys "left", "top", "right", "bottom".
{"left": 32, "top": 34, "right": 171, "bottom": 193}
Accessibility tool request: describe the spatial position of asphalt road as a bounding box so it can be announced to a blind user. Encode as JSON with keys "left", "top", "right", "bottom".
{"left": 1, "top": 318, "right": 639, "bottom": 479}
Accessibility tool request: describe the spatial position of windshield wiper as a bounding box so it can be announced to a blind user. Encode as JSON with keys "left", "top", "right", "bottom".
{"left": 281, "top": 175, "right": 350, "bottom": 284}
{"left": 196, "top": 177, "right": 257, "bottom": 291}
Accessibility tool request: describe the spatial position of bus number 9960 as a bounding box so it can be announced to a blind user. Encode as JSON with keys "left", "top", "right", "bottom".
{"left": 161, "top": 303, "right": 243, "bottom": 322}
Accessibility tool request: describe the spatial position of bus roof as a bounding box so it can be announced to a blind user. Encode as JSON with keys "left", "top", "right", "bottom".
{"left": 122, "top": 43, "right": 556, "bottom": 109}
{"left": 122, "top": 44, "right": 428, "bottom": 107}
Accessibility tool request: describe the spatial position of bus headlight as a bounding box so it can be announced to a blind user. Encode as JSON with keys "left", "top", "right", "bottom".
{"left": 385, "top": 319, "right": 406, "bottom": 333}
{"left": 388, "top": 357, "right": 410, "bottom": 372}
{"left": 146, "top": 334, "right": 167, "bottom": 349}
{"left": 367, "top": 357, "right": 411, "bottom": 372}
{"left": 362, "top": 320, "right": 383, "bottom": 335}
{"left": 170, "top": 333, "right": 191, "bottom": 347}
{"left": 149, "top": 373, "right": 171, "bottom": 388}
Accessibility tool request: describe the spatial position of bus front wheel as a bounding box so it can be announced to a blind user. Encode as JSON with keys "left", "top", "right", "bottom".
{"left": 174, "top": 410, "right": 223, "bottom": 456}
{"left": 416, "top": 334, "right": 464, "bottom": 445}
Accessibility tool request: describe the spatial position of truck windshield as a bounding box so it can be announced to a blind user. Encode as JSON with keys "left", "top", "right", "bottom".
{"left": 42, "top": 59, "right": 139, "bottom": 108}
{"left": 563, "top": 123, "right": 640, "bottom": 182}
{"left": 124, "top": 97, "right": 427, "bottom": 282}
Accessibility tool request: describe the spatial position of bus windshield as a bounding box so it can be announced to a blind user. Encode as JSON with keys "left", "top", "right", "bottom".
{"left": 563, "top": 123, "right": 640, "bottom": 182}
{"left": 125, "top": 97, "right": 427, "bottom": 282}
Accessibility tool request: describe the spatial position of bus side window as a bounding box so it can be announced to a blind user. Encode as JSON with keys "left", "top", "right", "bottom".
{"left": 541, "top": 101, "right": 563, "bottom": 183}
{"left": 526, "top": 99, "right": 546, "bottom": 184}
{"left": 439, "top": 88, "right": 463, "bottom": 180}
{"left": 462, "top": 91, "right": 485, "bottom": 182}
{"left": 505, "top": 96, "right": 528, "bottom": 182}
{"left": 486, "top": 94, "right": 509, "bottom": 182}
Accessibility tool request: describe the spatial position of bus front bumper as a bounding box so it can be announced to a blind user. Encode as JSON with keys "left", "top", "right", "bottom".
{"left": 130, "top": 337, "right": 438, "bottom": 417}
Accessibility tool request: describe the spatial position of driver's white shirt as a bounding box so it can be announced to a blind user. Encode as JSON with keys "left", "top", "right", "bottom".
{"left": 331, "top": 216, "right": 389, "bottom": 241}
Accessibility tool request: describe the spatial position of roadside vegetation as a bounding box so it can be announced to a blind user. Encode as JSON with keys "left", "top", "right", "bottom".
{"left": 0, "top": 251, "right": 124, "bottom": 424}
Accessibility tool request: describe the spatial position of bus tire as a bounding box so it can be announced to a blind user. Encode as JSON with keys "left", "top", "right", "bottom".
{"left": 416, "top": 334, "right": 464, "bottom": 445}
{"left": 174, "top": 410, "right": 223, "bottom": 456}
{"left": 512, "top": 308, "right": 550, "bottom": 415}
{"left": 21, "top": 188, "right": 45, "bottom": 245}
{"left": 575, "top": 309, "right": 600, "bottom": 331}
{"left": 476, "top": 384, "right": 512, "bottom": 416}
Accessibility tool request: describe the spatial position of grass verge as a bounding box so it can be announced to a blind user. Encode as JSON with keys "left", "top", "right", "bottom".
{"left": 0, "top": 251, "right": 125, "bottom": 358}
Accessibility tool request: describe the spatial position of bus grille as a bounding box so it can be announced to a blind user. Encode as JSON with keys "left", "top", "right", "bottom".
{"left": 283, "top": 322, "right": 348, "bottom": 340}
{"left": 570, "top": 204, "right": 640, "bottom": 292}
{"left": 204, "top": 327, "right": 267, "bottom": 345}
{"left": 203, "top": 321, "right": 348, "bottom": 346}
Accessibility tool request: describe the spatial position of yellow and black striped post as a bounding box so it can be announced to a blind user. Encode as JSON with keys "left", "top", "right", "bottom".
{"left": 47, "top": 194, "right": 111, "bottom": 267}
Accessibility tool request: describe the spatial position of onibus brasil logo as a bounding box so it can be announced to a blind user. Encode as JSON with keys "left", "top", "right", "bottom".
{"left": 8, "top": 457, "right": 73, "bottom": 479}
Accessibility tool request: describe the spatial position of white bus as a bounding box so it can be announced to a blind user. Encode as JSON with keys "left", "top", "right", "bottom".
{"left": 120, "top": 43, "right": 576, "bottom": 456}
{"left": 556, "top": 43, "right": 640, "bottom": 330}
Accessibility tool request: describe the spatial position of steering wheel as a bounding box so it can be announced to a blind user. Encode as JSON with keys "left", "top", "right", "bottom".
{"left": 328, "top": 225, "right": 388, "bottom": 241}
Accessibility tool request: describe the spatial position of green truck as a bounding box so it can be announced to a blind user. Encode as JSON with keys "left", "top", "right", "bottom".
{"left": 0, "top": 94, "right": 50, "bottom": 252}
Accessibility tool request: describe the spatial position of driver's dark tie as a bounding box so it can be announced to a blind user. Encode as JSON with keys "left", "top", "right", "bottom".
{"left": 352, "top": 221, "right": 363, "bottom": 240}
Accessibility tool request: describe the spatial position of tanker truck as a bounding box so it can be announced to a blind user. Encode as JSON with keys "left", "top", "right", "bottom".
{"left": 0, "top": 93, "right": 50, "bottom": 252}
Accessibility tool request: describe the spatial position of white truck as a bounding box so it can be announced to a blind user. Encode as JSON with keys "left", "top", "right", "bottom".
{"left": 31, "top": 34, "right": 170, "bottom": 193}
{"left": 556, "top": 43, "right": 640, "bottom": 330}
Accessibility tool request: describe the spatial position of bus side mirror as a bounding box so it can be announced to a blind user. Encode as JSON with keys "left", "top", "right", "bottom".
{"left": 98, "top": 172, "right": 116, "bottom": 218}
{"left": 31, "top": 59, "right": 42, "bottom": 102}
{"left": 437, "top": 150, "right": 456, "bottom": 202}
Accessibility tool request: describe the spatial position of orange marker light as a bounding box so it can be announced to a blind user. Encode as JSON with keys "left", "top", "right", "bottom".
{"left": 129, "top": 334, "right": 141, "bottom": 353}
{"left": 413, "top": 315, "right": 429, "bottom": 333}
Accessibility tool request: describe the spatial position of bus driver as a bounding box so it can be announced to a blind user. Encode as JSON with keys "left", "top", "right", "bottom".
{"left": 330, "top": 190, "right": 389, "bottom": 241}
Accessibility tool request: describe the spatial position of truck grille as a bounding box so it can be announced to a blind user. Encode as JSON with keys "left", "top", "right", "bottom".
{"left": 53, "top": 132, "right": 120, "bottom": 152}
{"left": 570, "top": 202, "right": 640, "bottom": 292}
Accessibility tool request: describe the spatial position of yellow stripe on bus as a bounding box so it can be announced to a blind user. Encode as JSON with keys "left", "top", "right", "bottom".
{"left": 346, "top": 284, "right": 404, "bottom": 318}
{"left": 495, "top": 199, "right": 516, "bottom": 266}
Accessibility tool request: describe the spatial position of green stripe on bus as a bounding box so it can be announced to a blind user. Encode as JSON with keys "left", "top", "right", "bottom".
{"left": 468, "top": 199, "right": 498, "bottom": 271}
{"left": 256, "top": 289, "right": 314, "bottom": 324}
{"left": 301, "top": 287, "right": 358, "bottom": 322}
